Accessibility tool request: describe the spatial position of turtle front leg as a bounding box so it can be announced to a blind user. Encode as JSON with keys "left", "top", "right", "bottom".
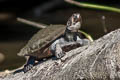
{"left": 23, "top": 56, "right": 35, "bottom": 73}
{"left": 76, "top": 37, "right": 90, "bottom": 46}
{"left": 55, "top": 43, "right": 65, "bottom": 59}
{"left": 81, "top": 39, "right": 90, "bottom": 46}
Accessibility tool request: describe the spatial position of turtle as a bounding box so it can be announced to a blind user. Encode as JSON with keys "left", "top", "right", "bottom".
{"left": 17, "top": 13, "right": 92, "bottom": 72}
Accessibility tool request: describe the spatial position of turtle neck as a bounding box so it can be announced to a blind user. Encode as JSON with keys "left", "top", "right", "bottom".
{"left": 64, "top": 28, "right": 77, "bottom": 42}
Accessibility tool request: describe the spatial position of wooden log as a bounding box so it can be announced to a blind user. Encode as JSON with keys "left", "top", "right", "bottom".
{"left": 1, "top": 28, "right": 120, "bottom": 80}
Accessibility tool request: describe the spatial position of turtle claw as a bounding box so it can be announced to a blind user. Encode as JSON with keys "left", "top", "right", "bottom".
{"left": 55, "top": 44, "right": 66, "bottom": 59}
{"left": 23, "top": 64, "right": 33, "bottom": 73}
{"left": 55, "top": 51, "right": 65, "bottom": 59}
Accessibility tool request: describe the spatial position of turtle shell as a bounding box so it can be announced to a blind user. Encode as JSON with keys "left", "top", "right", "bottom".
{"left": 17, "top": 25, "right": 66, "bottom": 57}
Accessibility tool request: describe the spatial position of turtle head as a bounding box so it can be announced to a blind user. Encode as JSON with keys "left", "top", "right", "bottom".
{"left": 66, "top": 13, "right": 82, "bottom": 32}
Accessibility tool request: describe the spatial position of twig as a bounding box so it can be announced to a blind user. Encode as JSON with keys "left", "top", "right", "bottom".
{"left": 65, "top": 0, "right": 120, "bottom": 13}
{"left": 78, "top": 30, "right": 93, "bottom": 42}
{"left": 101, "top": 16, "right": 107, "bottom": 33}
{"left": 17, "top": 18, "right": 47, "bottom": 29}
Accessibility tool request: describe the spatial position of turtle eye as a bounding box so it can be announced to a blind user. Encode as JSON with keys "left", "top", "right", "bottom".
{"left": 67, "top": 20, "right": 71, "bottom": 26}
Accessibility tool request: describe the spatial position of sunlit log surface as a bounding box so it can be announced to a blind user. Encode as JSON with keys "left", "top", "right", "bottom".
{"left": 1, "top": 27, "right": 120, "bottom": 80}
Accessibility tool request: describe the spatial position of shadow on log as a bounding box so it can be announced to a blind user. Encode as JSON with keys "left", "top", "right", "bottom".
{"left": 1, "top": 28, "right": 120, "bottom": 80}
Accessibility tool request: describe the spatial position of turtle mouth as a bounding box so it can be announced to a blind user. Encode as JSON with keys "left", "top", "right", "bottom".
{"left": 69, "top": 27, "right": 78, "bottom": 32}
{"left": 67, "top": 22, "right": 81, "bottom": 32}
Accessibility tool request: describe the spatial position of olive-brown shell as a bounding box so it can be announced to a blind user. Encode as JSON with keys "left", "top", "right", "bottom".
{"left": 17, "top": 25, "right": 66, "bottom": 57}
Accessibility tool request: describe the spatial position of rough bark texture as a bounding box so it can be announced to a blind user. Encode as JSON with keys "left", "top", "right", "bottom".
{"left": 1, "top": 28, "right": 120, "bottom": 80}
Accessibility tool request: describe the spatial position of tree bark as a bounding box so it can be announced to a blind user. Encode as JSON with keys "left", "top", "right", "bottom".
{"left": 1, "top": 28, "right": 120, "bottom": 80}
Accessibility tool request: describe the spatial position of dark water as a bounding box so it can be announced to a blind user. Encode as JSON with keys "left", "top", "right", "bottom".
{"left": 0, "top": 41, "right": 26, "bottom": 70}
{"left": 0, "top": 9, "right": 120, "bottom": 71}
